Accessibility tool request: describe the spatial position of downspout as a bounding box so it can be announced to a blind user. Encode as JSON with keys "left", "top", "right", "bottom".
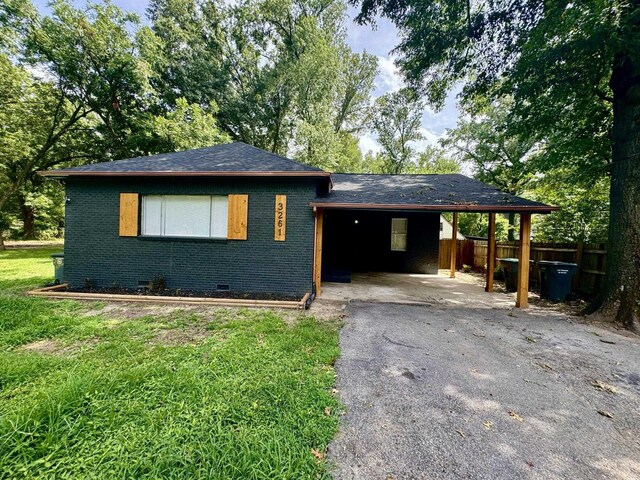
{"left": 305, "top": 290, "right": 315, "bottom": 309}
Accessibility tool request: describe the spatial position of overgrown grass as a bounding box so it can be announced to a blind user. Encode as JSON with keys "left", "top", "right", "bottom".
{"left": 0, "top": 248, "right": 341, "bottom": 479}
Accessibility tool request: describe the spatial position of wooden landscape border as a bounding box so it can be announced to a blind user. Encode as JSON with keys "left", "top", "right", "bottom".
{"left": 27, "top": 284, "right": 310, "bottom": 310}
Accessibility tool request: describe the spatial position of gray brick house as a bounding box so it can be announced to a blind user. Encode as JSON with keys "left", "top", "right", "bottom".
{"left": 41, "top": 142, "right": 554, "bottom": 300}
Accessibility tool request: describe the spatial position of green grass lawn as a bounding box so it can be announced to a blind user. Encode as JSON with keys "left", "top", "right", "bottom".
{"left": 0, "top": 248, "right": 341, "bottom": 479}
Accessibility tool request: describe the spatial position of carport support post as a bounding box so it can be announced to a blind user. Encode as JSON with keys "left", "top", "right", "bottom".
{"left": 450, "top": 212, "right": 458, "bottom": 278}
{"left": 516, "top": 213, "right": 532, "bottom": 308}
{"left": 313, "top": 208, "right": 324, "bottom": 296}
{"left": 485, "top": 213, "right": 496, "bottom": 292}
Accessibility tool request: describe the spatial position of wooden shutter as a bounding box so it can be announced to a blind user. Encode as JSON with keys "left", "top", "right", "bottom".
{"left": 274, "top": 195, "right": 286, "bottom": 241}
{"left": 119, "top": 193, "right": 139, "bottom": 237}
{"left": 227, "top": 194, "right": 248, "bottom": 240}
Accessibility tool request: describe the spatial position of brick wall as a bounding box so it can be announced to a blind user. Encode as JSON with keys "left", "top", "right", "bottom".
{"left": 63, "top": 177, "right": 318, "bottom": 296}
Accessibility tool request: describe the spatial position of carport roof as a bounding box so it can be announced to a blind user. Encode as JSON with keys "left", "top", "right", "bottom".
{"left": 312, "top": 173, "right": 557, "bottom": 213}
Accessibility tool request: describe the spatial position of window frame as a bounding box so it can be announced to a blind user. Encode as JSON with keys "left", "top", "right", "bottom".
{"left": 390, "top": 217, "right": 408, "bottom": 252}
{"left": 141, "top": 194, "right": 228, "bottom": 239}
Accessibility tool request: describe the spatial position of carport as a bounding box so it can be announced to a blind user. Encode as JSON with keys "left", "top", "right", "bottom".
{"left": 311, "top": 174, "right": 557, "bottom": 308}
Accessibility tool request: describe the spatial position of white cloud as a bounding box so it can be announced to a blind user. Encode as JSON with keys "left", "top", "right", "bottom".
{"left": 375, "top": 55, "right": 404, "bottom": 95}
{"left": 408, "top": 128, "right": 442, "bottom": 153}
{"left": 359, "top": 134, "right": 382, "bottom": 155}
{"left": 418, "top": 128, "right": 441, "bottom": 146}
{"left": 345, "top": 7, "right": 401, "bottom": 58}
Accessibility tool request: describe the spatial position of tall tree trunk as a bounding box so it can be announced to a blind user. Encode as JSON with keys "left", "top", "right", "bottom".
{"left": 0, "top": 231, "right": 5, "bottom": 251}
{"left": 587, "top": 51, "right": 640, "bottom": 331}
{"left": 18, "top": 193, "right": 36, "bottom": 239}
{"left": 507, "top": 212, "right": 516, "bottom": 241}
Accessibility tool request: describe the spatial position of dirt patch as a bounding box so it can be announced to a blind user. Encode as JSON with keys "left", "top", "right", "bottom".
{"left": 18, "top": 339, "right": 59, "bottom": 354}
{"left": 17, "top": 337, "right": 99, "bottom": 356}
{"left": 152, "top": 326, "right": 211, "bottom": 346}
{"left": 82, "top": 302, "right": 203, "bottom": 320}
{"left": 308, "top": 299, "right": 348, "bottom": 322}
{"left": 82, "top": 302, "right": 284, "bottom": 321}
{"left": 464, "top": 270, "right": 589, "bottom": 316}
{"left": 66, "top": 286, "right": 301, "bottom": 302}
{"left": 81, "top": 301, "right": 333, "bottom": 329}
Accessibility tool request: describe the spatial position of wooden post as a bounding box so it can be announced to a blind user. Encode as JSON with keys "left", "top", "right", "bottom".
{"left": 313, "top": 209, "right": 324, "bottom": 296}
{"left": 450, "top": 212, "right": 458, "bottom": 278}
{"left": 573, "top": 241, "right": 584, "bottom": 292}
{"left": 485, "top": 213, "right": 496, "bottom": 292}
{"left": 516, "top": 213, "right": 532, "bottom": 308}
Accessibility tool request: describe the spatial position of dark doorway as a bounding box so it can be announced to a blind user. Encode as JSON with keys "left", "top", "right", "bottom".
{"left": 321, "top": 210, "right": 440, "bottom": 282}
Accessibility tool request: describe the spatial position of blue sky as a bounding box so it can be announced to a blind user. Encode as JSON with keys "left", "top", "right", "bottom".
{"left": 32, "top": 0, "right": 461, "bottom": 155}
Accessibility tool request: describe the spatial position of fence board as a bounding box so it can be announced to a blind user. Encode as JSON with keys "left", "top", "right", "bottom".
{"left": 439, "top": 239, "right": 607, "bottom": 298}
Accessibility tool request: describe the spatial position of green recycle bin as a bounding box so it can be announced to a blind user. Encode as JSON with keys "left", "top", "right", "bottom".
{"left": 498, "top": 258, "right": 520, "bottom": 292}
{"left": 499, "top": 258, "right": 534, "bottom": 293}
{"left": 538, "top": 261, "right": 578, "bottom": 302}
{"left": 52, "top": 252, "right": 64, "bottom": 284}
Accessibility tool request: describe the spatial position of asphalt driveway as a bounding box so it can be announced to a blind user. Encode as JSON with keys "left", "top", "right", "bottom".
{"left": 328, "top": 301, "right": 640, "bottom": 479}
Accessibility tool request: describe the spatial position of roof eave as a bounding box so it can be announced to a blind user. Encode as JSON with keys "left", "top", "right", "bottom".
{"left": 309, "top": 202, "right": 558, "bottom": 214}
{"left": 38, "top": 170, "right": 332, "bottom": 179}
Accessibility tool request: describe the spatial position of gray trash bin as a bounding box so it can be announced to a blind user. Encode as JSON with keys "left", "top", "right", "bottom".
{"left": 52, "top": 253, "right": 64, "bottom": 284}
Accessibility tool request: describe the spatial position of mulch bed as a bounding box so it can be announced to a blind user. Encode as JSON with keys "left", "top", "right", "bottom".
{"left": 64, "top": 286, "right": 301, "bottom": 302}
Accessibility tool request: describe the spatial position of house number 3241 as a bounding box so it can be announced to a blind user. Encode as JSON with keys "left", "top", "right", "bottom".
{"left": 275, "top": 195, "right": 287, "bottom": 241}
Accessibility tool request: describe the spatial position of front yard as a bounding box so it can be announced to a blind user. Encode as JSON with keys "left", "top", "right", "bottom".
{"left": 0, "top": 248, "right": 341, "bottom": 479}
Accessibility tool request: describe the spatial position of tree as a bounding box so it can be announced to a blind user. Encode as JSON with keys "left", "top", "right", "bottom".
{"left": 0, "top": 54, "right": 97, "bottom": 244}
{"left": 144, "top": 0, "right": 228, "bottom": 111}
{"left": 353, "top": 0, "right": 640, "bottom": 330}
{"left": 442, "top": 98, "right": 540, "bottom": 240}
{"left": 333, "top": 49, "right": 378, "bottom": 134}
{"left": 456, "top": 212, "right": 510, "bottom": 241}
{"left": 530, "top": 170, "right": 610, "bottom": 243}
{"left": 408, "top": 146, "right": 460, "bottom": 174}
{"left": 27, "top": 0, "right": 154, "bottom": 160}
{"left": 149, "top": 98, "right": 231, "bottom": 152}
{"left": 0, "top": 0, "right": 150, "bottom": 245}
{"left": 372, "top": 88, "right": 423, "bottom": 173}
{"left": 145, "top": 0, "right": 377, "bottom": 171}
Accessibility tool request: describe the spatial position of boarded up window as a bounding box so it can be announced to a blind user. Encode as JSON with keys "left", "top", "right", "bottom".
{"left": 274, "top": 195, "right": 286, "bottom": 241}
{"left": 119, "top": 193, "right": 139, "bottom": 237}
{"left": 391, "top": 218, "right": 408, "bottom": 251}
{"left": 227, "top": 194, "right": 248, "bottom": 240}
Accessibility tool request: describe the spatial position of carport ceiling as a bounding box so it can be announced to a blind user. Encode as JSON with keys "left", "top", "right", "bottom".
{"left": 311, "top": 174, "right": 557, "bottom": 213}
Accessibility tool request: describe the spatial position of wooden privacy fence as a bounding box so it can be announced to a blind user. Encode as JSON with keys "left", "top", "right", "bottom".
{"left": 438, "top": 239, "right": 607, "bottom": 297}
{"left": 438, "top": 239, "right": 475, "bottom": 272}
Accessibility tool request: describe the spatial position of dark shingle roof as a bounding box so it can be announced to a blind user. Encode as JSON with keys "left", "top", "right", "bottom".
{"left": 313, "top": 174, "right": 556, "bottom": 212}
{"left": 41, "top": 142, "right": 325, "bottom": 176}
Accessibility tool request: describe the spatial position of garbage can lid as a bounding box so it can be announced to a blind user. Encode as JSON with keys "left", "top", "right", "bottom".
{"left": 498, "top": 258, "right": 519, "bottom": 263}
{"left": 538, "top": 260, "right": 577, "bottom": 267}
{"left": 51, "top": 252, "right": 64, "bottom": 258}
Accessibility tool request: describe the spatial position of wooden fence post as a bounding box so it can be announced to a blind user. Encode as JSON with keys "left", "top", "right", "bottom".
{"left": 574, "top": 241, "right": 584, "bottom": 293}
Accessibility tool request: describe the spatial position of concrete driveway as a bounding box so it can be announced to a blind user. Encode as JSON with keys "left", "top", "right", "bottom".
{"left": 327, "top": 301, "right": 640, "bottom": 479}
{"left": 321, "top": 271, "right": 517, "bottom": 309}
